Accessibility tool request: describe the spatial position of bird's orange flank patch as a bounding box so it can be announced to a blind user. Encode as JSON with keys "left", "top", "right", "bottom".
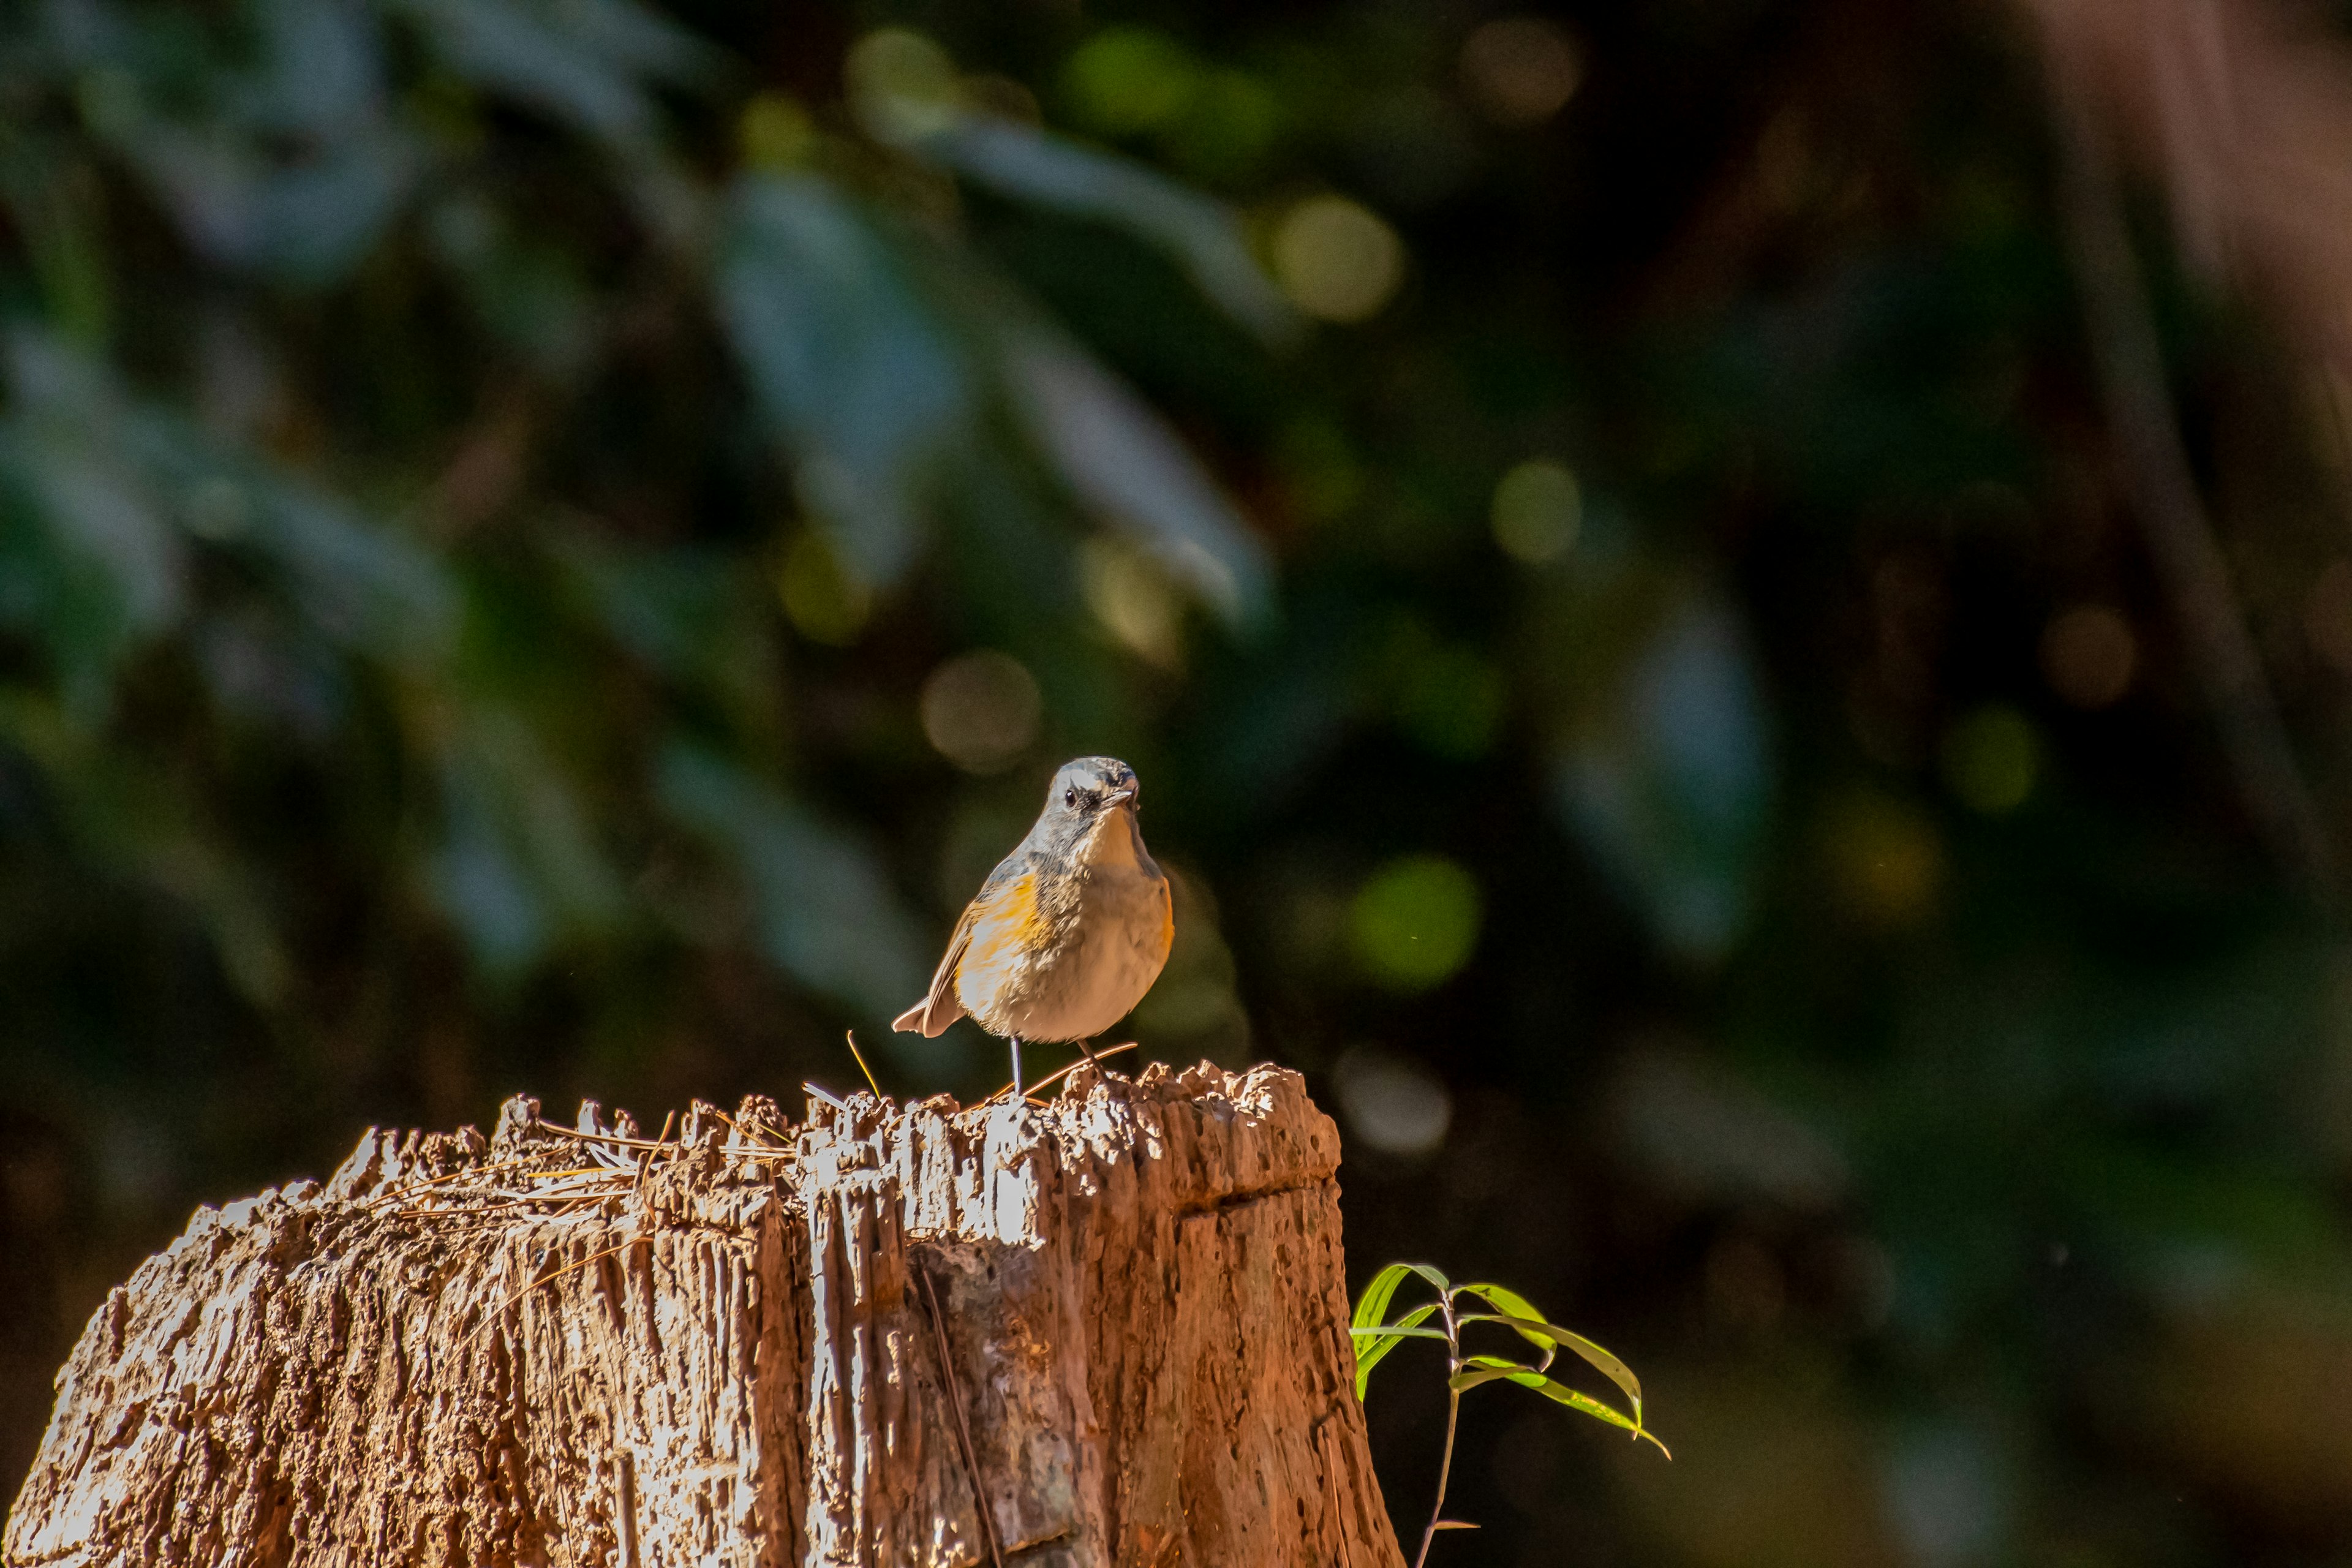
{"left": 960, "top": 872, "right": 1048, "bottom": 981}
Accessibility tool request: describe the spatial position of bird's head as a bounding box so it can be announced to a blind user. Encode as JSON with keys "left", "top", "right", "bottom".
{"left": 1035, "top": 756, "right": 1144, "bottom": 861}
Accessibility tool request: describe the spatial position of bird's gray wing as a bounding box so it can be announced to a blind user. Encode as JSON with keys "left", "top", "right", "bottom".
{"left": 892, "top": 851, "right": 1028, "bottom": 1037}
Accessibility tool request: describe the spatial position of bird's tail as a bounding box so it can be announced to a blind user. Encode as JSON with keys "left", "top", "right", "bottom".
{"left": 892, "top": 996, "right": 965, "bottom": 1037}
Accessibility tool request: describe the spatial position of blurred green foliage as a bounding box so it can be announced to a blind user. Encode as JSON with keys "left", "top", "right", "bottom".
{"left": 8, "top": 0, "right": 2352, "bottom": 1563}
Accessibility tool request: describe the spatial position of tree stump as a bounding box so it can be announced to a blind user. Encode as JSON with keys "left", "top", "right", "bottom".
{"left": 4, "top": 1062, "right": 1404, "bottom": 1568}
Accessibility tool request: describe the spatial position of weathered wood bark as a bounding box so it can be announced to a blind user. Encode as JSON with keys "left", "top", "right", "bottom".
{"left": 5, "top": 1061, "right": 1404, "bottom": 1568}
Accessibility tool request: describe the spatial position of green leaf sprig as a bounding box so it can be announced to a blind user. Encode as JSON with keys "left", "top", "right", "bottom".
{"left": 1350, "top": 1262, "right": 1667, "bottom": 1566}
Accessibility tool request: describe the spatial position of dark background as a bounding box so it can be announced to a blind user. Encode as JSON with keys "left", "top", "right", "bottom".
{"left": 9, "top": 0, "right": 2352, "bottom": 1562}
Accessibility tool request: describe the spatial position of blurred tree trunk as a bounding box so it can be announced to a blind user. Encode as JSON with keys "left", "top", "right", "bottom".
{"left": 4, "top": 1065, "right": 1401, "bottom": 1568}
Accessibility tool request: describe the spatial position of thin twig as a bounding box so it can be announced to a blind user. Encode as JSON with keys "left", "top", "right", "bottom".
{"left": 916, "top": 1262, "right": 1005, "bottom": 1568}
{"left": 693, "top": 1107, "right": 794, "bottom": 1156}
{"left": 634, "top": 1110, "right": 674, "bottom": 1196}
{"left": 431, "top": 1183, "right": 612, "bottom": 1205}
{"left": 462, "top": 1237, "right": 639, "bottom": 1348}
{"left": 1411, "top": 1288, "right": 1464, "bottom": 1568}
{"left": 377, "top": 1171, "right": 620, "bottom": 1215}
{"left": 361, "top": 1156, "right": 551, "bottom": 1208}
{"left": 2048, "top": 61, "right": 2340, "bottom": 909}
{"left": 845, "top": 1030, "right": 884, "bottom": 1098}
{"left": 393, "top": 1196, "right": 620, "bottom": 1222}
{"left": 533, "top": 1120, "right": 676, "bottom": 1153}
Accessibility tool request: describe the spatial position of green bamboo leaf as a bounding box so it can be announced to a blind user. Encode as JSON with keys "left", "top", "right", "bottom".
{"left": 1448, "top": 1352, "right": 1539, "bottom": 1393}
{"left": 1430, "top": 1522, "right": 1480, "bottom": 1531}
{"left": 1449, "top": 1365, "right": 1529, "bottom": 1393}
{"left": 1347, "top": 1325, "right": 1450, "bottom": 1341}
{"left": 1353, "top": 1301, "right": 1438, "bottom": 1398}
{"left": 1404, "top": 1262, "right": 1452, "bottom": 1294}
{"left": 1352, "top": 1262, "right": 1415, "bottom": 1332}
{"left": 1456, "top": 1283, "right": 1558, "bottom": 1370}
{"left": 1446, "top": 1355, "right": 1667, "bottom": 1455}
{"left": 1521, "top": 1376, "right": 1673, "bottom": 1459}
{"left": 1458, "top": 1307, "right": 1644, "bottom": 1416}
{"left": 1458, "top": 1281, "right": 1542, "bottom": 1320}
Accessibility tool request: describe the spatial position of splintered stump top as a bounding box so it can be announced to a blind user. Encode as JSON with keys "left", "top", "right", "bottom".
{"left": 4, "top": 1061, "right": 1406, "bottom": 1568}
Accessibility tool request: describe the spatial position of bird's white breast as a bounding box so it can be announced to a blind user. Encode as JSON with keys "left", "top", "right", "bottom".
{"left": 959, "top": 811, "right": 1172, "bottom": 1042}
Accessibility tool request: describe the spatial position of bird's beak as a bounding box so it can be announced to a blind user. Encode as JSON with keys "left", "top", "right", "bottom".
{"left": 1105, "top": 786, "right": 1138, "bottom": 809}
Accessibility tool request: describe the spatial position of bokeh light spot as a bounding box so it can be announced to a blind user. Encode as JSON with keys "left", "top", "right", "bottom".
{"left": 2040, "top": 604, "right": 2135, "bottom": 708}
{"left": 1939, "top": 705, "right": 2037, "bottom": 815}
{"left": 919, "top": 651, "right": 1042, "bottom": 774}
{"left": 845, "top": 28, "right": 960, "bottom": 143}
{"left": 1333, "top": 1046, "right": 1452, "bottom": 1157}
{"left": 2307, "top": 560, "right": 2352, "bottom": 673}
{"left": 1080, "top": 538, "right": 1183, "bottom": 668}
{"left": 1491, "top": 458, "right": 1581, "bottom": 563}
{"left": 1349, "top": 853, "right": 1482, "bottom": 990}
{"left": 1062, "top": 26, "right": 1199, "bottom": 137}
{"left": 777, "top": 532, "right": 872, "bottom": 646}
{"left": 1272, "top": 196, "right": 1404, "bottom": 323}
{"left": 1459, "top": 17, "right": 1583, "bottom": 127}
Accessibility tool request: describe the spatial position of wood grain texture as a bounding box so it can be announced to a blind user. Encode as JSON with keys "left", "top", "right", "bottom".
{"left": 6, "top": 1063, "right": 1405, "bottom": 1568}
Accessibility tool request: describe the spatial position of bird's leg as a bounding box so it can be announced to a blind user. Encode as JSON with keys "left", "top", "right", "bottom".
{"left": 1009, "top": 1036, "right": 1025, "bottom": 1101}
{"left": 1078, "top": 1036, "right": 1101, "bottom": 1064}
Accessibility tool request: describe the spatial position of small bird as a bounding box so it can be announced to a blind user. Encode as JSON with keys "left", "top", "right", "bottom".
{"left": 894, "top": 756, "right": 1174, "bottom": 1098}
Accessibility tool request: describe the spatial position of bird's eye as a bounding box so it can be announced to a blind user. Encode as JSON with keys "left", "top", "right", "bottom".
{"left": 1064, "top": 787, "right": 1079, "bottom": 809}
